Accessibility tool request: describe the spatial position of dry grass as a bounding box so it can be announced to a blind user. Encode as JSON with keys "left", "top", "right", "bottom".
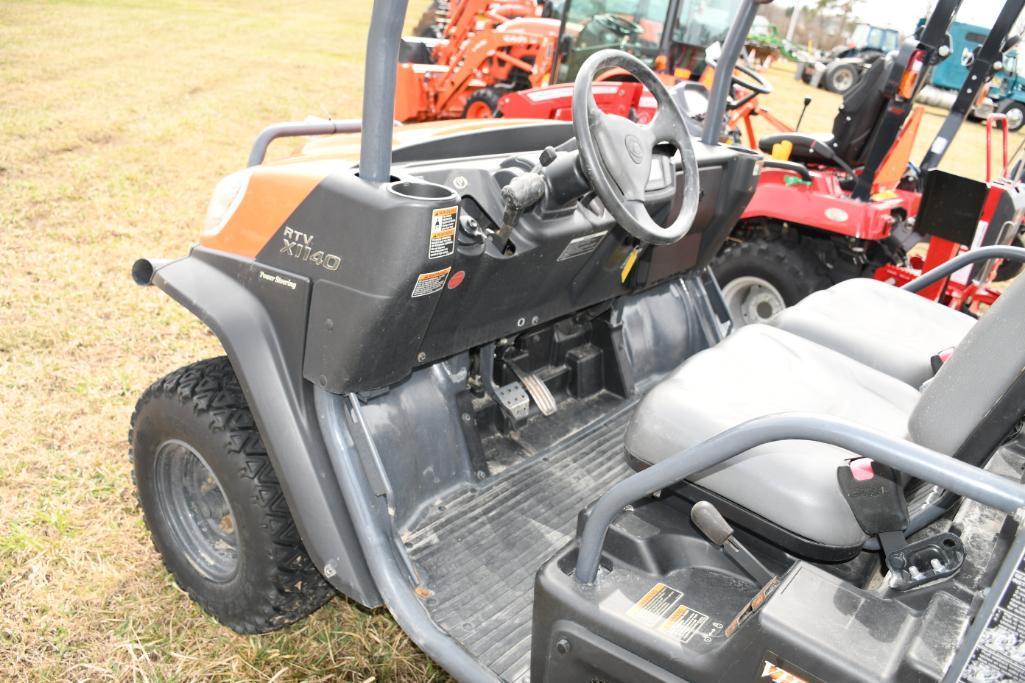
{"left": 0, "top": 0, "right": 444, "bottom": 680}
{"left": 0, "top": 3, "right": 1016, "bottom": 679}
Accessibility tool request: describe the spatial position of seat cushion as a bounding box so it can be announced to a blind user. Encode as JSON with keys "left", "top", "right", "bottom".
{"left": 774, "top": 279, "right": 976, "bottom": 387}
{"left": 757, "top": 132, "right": 835, "bottom": 165}
{"left": 625, "top": 325, "right": 920, "bottom": 548}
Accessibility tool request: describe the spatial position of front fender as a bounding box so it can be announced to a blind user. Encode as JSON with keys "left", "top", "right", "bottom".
{"left": 134, "top": 246, "right": 381, "bottom": 607}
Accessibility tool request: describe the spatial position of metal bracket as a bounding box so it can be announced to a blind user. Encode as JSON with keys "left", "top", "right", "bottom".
{"left": 883, "top": 531, "right": 965, "bottom": 591}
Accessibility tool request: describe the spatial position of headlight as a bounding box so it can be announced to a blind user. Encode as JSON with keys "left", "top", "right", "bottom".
{"left": 202, "top": 169, "right": 251, "bottom": 237}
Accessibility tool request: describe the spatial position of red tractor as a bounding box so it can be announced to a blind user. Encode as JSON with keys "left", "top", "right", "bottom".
{"left": 488, "top": 0, "right": 1025, "bottom": 322}
{"left": 396, "top": 0, "right": 560, "bottom": 122}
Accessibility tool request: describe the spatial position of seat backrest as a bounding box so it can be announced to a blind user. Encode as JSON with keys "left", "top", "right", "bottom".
{"left": 829, "top": 56, "right": 896, "bottom": 167}
{"left": 909, "top": 275, "right": 1025, "bottom": 463}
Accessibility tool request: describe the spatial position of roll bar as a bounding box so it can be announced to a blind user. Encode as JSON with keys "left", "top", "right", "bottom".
{"left": 902, "top": 245, "right": 1025, "bottom": 293}
{"left": 574, "top": 413, "right": 1025, "bottom": 585}
{"left": 248, "top": 120, "right": 362, "bottom": 167}
{"left": 701, "top": 0, "right": 771, "bottom": 146}
{"left": 359, "top": 0, "right": 410, "bottom": 183}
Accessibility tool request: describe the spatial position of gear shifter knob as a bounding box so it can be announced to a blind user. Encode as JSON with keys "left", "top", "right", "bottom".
{"left": 691, "top": 500, "right": 733, "bottom": 545}
{"left": 691, "top": 501, "right": 775, "bottom": 586}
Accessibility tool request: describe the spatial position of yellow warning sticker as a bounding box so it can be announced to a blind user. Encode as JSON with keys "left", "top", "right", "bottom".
{"left": 658, "top": 603, "right": 711, "bottom": 644}
{"left": 411, "top": 267, "right": 451, "bottom": 298}
{"left": 429, "top": 206, "right": 459, "bottom": 259}
{"left": 627, "top": 583, "right": 683, "bottom": 628}
{"left": 626, "top": 582, "right": 720, "bottom": 645}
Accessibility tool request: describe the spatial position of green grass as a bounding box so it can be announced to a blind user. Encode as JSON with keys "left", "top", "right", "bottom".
{"left": 1, "top": 1, "right": 1018, "bottom": 678}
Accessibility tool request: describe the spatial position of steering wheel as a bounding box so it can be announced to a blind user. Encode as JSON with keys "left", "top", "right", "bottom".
{"left": 572, "top": 50, "right": 700, "bottom": 245}
{"left": 708, "top": 61, "right": 773, "bottom": 109}
{"left": 731, "top": 63, "right": 773, "bottom": 96}
{"left": 594, "top": 13, "right": 643, "bottom": 38}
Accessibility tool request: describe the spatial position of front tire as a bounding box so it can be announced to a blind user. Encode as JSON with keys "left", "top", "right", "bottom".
{"left": 712, "top": 238, "right": 831, "bottom": 326}
{"left": 463, "top": 87, "right": 506, "bottom": 118}
{"left": 130, "top": 357, "right": 334, "bottom": 634}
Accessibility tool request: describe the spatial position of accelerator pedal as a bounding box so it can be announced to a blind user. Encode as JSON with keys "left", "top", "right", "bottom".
{"left": 506, "top": 360, "right": 557, "bottom": 416}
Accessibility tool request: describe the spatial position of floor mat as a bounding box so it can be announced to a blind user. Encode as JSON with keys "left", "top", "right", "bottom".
{"left": 404, "top": 407, "right": 634, "bottom": 682}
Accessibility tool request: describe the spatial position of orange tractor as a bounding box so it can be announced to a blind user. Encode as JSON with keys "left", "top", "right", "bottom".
{"left": 396, "top": 0, "right": 559, "bottom": 121}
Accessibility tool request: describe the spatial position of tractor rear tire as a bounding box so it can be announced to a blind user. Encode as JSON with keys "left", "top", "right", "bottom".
{"left": 463, "top": 87, "right": 505, "bottom": 118}
{"left": 824, "top": 64, "right": 859, "bottom": 94}
{"left": 712, "top": 238, "right": 831, "bottom": 326}
{"left": 130, "top": 357, "right": 334, "bottom": 634}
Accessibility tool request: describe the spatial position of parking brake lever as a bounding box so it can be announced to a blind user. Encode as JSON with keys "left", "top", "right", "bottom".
{"left": 691, "top": 501, "right": 775, "bottom": 586}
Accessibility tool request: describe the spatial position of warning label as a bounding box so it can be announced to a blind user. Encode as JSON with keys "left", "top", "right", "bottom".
{"left": 557, "top": 231, "right": 608, "bottom": 262}
{"left": 429, "top": 206, "right": 458, "bottom": 259}
{"left": 627, "top": 583, "right": 721, "bottom": 646}
{"left": 411, "top": 267, "right": 451, "bottom": 297}
{"left": 627, "top": 583, "right": 683, "bottom": 628}
{"left": 658, "top": 604, "right": 711, "bottom": 644}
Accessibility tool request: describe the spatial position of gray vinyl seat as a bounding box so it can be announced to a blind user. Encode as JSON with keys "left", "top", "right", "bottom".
{"left": 773, "top": 278, "right": 975, "bottom": 387}
{"left": 625, "top": 325, "right": 918, "bottom": 549}
{"left": 626, "top": 276, "right": 1025, "bottom": 554}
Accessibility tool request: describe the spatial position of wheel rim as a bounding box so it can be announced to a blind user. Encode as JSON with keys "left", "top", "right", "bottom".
{"left": 154, "top": 440, "right": 239, "bottom": 582}
{"left": 831, "top": 68, "right": 854, "bottom": 92}
{"left": 721, "top": 275, "right": 787, "bottom": 326}
{"left": 465, "top": 100, "right": 494, "bottom": 118}
{"left": 1006, "top": 106, "right": 1024, "bottom": 131}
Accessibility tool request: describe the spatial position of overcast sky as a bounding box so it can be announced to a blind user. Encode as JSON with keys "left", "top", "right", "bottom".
{"left": 781, "top": 0, "right": 1015, "bottom": 34}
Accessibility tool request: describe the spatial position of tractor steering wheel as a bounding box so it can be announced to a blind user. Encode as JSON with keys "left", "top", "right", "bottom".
{"left": 708, "top": 61, "right": 773, "bottom": 109}
{"left": 594, "top": 13, "right": 644, "bottom": 39}
{"left": 572, "top": 50, "right": 700, "bottom": 245}
{"left": 731, "top": 63, "right": 773, "bottom": 96}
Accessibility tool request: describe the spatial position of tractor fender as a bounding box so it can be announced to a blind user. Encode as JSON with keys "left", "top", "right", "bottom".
{"left": 132, "top": 247, "right": 382, "bottom": 608}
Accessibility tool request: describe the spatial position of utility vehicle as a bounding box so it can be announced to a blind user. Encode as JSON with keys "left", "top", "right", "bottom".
{"left": 131, "top": 0, "right": 1025, "bottom": 681}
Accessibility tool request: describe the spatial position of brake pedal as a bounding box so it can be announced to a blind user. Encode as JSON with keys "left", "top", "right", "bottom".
{"left": 506, "top": 360, "right": 557, "bottom": 416}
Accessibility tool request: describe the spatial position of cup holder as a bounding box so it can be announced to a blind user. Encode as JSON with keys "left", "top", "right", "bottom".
{"left": 389, "top": 180, "right": 457, "bottom": 202}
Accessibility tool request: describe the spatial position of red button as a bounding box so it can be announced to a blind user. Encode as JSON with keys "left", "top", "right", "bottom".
{"left": 447, "top": 270, "right": 465, "bottom": 289}
{"left": 850, "top": 458, "right": 875, "bottom": 482}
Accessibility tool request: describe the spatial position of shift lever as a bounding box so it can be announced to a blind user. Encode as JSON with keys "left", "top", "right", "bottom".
{"left": 691, "top": 501, "right": 774, "bottom": 585}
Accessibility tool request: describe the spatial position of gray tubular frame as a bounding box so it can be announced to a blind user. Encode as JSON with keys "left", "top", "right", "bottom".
{"left": 315, "top": 388, "right": 502, "bottom": 683}
{"left": 701, "top": 0, "right": 761, "bottom": 145}
{"left": 247, "top": 120, "right": 362, "bottom": 167}
{"left": 359, "top": 0, "right": 410, "bottom": 182}
{"left": 575, "top": 413, "right": 1025, "bottom": 584}
{"left": 902, "top": 245, "right": 1025, "bottom": 293}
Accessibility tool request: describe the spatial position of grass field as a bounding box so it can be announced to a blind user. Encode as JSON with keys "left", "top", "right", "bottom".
{"left": 0, "top": 2, "right": 1019, "bottom": 680}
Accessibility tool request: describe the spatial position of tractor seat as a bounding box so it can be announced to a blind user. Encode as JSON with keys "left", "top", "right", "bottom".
{"left": 757, "top": 132, "right": 836, "bottom": 166}
{"left": 625, "top": 275, "right": 1025, "bottom": 560}
{"left": 773, "top": 278, "right": 975, "bottom": 387}
{"left": 756, "top": 56, "right": 897, "bottom": 170}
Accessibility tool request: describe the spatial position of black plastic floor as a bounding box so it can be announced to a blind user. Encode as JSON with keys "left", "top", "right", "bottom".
{"left": 405, "top": 407, "right": 634, "bottom": 682}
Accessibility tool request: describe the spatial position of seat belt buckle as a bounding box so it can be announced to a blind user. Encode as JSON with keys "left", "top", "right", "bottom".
{"left": 930, "top": 346, "right": 956, "bottom": 375}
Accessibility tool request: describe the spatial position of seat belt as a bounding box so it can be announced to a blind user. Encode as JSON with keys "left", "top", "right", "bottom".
{"left": 837, "top": 458, "right": 965, "bottom": 590}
